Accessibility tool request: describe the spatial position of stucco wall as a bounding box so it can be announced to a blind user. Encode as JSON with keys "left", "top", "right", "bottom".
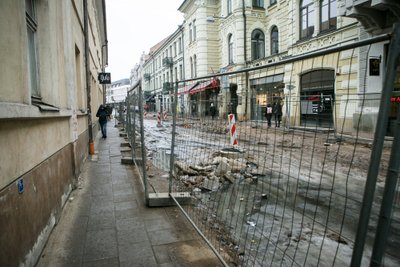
{"left": 0, "top": 119, "right": 71, "bottom": 189}
{"left": 0, "top": 141, "right": 74, "bottom": 267}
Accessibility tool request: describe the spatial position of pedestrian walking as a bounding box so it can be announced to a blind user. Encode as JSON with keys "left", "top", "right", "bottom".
{"left": 96, "top": 104, "right": 109, "bottom": 138}
{"left": 210, "top": 102, "right": 216, "bottom": 120}
{"left": 265, "top": 103, "right": 273, "bottom": 127}
{"left": 273, "top": 101, "right": 283, "bottom": 127}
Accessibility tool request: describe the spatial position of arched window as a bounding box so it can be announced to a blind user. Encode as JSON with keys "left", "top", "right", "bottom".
{"left": 228, "top": 34, "right": 234, "bottom": 64}
{"left": 300, "top": 0, "right": 315, "bottom": 39}
{"left": 251, "top": 29, "right": 265, "bottom": 60}
{"left": 320, "top": 0, "right": 337, "bottom": 32}
{"left": 270, "top": 26, "right": 279, "bottom": 55}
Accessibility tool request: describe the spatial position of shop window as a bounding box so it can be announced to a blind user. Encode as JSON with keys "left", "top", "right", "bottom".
{"left": 300, "top": 69, "right": 335, "bottom": 127}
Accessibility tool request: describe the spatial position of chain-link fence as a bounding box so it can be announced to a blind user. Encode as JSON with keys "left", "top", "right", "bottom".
{"left": 124, "top": 29, "right": 400, "bottom": 267}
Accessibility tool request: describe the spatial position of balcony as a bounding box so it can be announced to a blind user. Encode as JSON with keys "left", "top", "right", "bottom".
{"left": 162, "top": 82, "right": 172, "bottom": 94}
{"left": 339, "top": 0, "right": 400, "bottom": 33}
{"left": 162, "top": 57, "right": 173, "bottom": 68}
{"left": 144, "top": 73, "right": 151, "bottom": 81}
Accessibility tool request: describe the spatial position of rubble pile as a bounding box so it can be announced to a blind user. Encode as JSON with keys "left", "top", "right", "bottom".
{"left": 174, "top": 153, "right": 267, "bottom": 193}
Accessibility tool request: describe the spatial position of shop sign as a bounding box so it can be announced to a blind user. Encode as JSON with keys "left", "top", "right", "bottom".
{"left": 369, "top": 58, "right": 380, "bottom": 76}
{"left": 391, "top": 96, "right": 400, "bottom": 103}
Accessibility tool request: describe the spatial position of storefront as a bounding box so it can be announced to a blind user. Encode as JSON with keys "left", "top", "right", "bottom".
{"left": 300, "top": 70, "right": 335, "bottom": 127}
{"left": 188, "top": 78, "right": 220, "bottom": 117}
{"left": 388, "top": 84, "right": 400, "bottom": 136}
{"left": 250, "top": 73, "right": 284, "bottom": 121}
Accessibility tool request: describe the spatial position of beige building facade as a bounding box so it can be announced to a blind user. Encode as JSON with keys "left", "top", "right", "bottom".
{"left": 171, "top": 0, "right": 399, "bottom": 137}
{"left": 139, "top": 0, "right": 398, "bottom": 136}
{"left": 0, "top": 1, "right": 107, "bottom": 266}
{"left": 142, "top": 26, "right": 185, "bottom": 114}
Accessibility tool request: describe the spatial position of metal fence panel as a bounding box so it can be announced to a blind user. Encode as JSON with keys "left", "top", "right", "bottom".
{"left": 123, "top": 33, "right": 400, "bottom": 267}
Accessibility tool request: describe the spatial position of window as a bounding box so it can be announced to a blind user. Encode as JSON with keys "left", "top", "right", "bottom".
{"left": 174, "top": 42, "right": 177, "bottom": 57}
{"left": 193, "top": 20, "right": 197, "bottom": 41}
{"left": 189, "top": 23, "right": 193, "bottom": 43}
{"left": 320, "top": 0, "right": 337, "bottom": 32}
{"left": 193, "top": 55, "right": 197, "bottom": 78}
{"left": 253, "top": 0, "right": 264, "bottom": 8}
{"left": 270, "top": 0, "right": 277, "bottom": 5}
{"left": 271, "top": 26, "right": 279, "bottom": 54}
{"left": 190, "top": 57, "right": 193, "bottom": 78}
{"left": 227, "top": 0, "right": 232, "bottom": 15}
{"left": 300, "top": 0, "right": 315, "bottom": 39}
{"left": 228, "top": 34, "right": 234, "bottom": 64}
{"left": 178, "top": 37, "right": 182, "bottom": 53}
{"left": 26, "top": 0, "right": 39, "bottom": 97}
{"left": 251, "top": 29, "right": 265, "bottom": 60}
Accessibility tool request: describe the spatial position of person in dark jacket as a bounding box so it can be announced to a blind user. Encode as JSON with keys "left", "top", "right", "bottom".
{"left": 265, "top": 103, "right": 273, "bottom": 127}
{"left": 273, "top": 101, "right": 283, "bottom": 127}
{"left": 96, "top": 104, "right": 109, "bottom": 138}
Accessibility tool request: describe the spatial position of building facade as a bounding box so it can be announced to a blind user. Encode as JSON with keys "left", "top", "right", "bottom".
{"left": 137, "top": 0, "right": 398, "bottom": 137}
{"left": 106, "top": 78, "right": 130, "bottom": 105}
{"left": 142, "top": 26, "right": 185, "bottom": 114}
{"left": 0, "top": 1, "right": 107, "bottom": 266}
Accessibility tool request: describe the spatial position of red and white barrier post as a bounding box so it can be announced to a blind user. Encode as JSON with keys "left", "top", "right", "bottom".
{"left": 228, "top": 114, "right": 238, "bottom": 146}
{"left": 157, "top": 111, "right": 161, "bottom": 127}
{"left": 163, "top": 111, "right": 168, "bottom": 120}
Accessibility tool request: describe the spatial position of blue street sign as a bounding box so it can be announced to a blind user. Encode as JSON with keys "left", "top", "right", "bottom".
{"left": 18, "top": 178, "right": 24, "bottom": 193}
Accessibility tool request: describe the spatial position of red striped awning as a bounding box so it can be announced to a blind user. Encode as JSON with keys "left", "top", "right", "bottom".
{"left": 189, "top": 78, "right": 219, "bottom": 95}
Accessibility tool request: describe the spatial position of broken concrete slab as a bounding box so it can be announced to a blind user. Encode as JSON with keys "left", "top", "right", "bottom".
{"left": 121, "top": 156, "right": 133, "bottom": 165}
{"left": 148, "top": 192, "right": 191, "bottom": 207}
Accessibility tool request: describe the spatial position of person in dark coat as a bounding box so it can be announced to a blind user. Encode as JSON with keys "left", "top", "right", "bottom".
{"left": 96, "top": 104, "right": 109, "bottom": 138}
{"left": 273, "top": 101, "right": 283, "bottom": 127}
{"left": 265, "top": 103, "right": 273, "bottom": 127}
{"left": 210, "top": 102, "right": 216, "bottom": 120}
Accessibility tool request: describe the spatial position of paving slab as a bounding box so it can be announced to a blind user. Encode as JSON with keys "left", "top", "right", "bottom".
{"left": 36, "top": 121, "right": 223, "bottom": 267}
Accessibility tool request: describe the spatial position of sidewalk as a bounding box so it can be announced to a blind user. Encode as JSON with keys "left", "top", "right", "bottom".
{"left": 36, "top": 121, "right": 222, "bottom": 267}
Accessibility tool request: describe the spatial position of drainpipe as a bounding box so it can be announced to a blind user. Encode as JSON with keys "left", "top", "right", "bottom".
{"left": 84, "top": 0, "right": 94, "bottom": 155}
{"left": 101, "top": 0, "right": 108, "bottom": 105}
{"left": 101, "top": 42, "right": 108, "bottom": 104}
{"left": 242, "top": 0, "right": 249, "bottom": 120}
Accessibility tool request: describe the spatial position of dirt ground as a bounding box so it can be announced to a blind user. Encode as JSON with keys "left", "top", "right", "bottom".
{"left": 132, "top": 116, "right": 398, "bottom": 266}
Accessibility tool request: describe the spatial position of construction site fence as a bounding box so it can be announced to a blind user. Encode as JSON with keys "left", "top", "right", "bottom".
{"left": 123, "top": 28, "right": 400, "bottom": 267}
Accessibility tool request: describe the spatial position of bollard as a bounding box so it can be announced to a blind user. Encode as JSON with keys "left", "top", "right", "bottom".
{"left": 157, "top": 111, "right": 161, "bottom": 127}
{"left": 228, "top": 113, "right": 238, "bottom": 146}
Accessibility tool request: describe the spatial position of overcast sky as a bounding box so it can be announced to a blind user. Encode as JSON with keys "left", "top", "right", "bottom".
{"left": 105, "top": 0, "right": 184, "bottom": 82}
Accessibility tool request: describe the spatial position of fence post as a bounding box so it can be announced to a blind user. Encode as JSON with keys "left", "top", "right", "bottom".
{"left": 351, "top": 24, "right": 399, "bottom": 267}
{"left": 369, "top": 23, "right": 400, "bottom": 267}
{"left": 168, "top": 81, "right": 179, "bottom": 194}
{"left": 137, "top": 85, "right": 149, "bottom": 205}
